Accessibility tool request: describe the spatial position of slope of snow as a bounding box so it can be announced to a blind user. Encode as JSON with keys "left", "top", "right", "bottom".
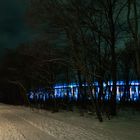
{"left": 0, "top": 104, "right": 140, "bottom": 140}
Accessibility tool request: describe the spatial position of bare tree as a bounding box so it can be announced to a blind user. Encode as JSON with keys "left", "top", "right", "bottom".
{"left": 127, "top": 0, "right": 140, "bottom": 78}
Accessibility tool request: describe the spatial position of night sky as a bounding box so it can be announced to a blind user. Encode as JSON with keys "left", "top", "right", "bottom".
{"left": 0, "top": 0, "right": 29, "bottom": 57}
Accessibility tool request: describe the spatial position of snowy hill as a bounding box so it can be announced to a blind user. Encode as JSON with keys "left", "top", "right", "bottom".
{"left": 0, "top": 104, "right": 140, "bottom": 140}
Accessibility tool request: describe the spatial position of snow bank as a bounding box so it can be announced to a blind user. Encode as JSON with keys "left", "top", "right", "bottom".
{"left": 0, "top": 104, "right": 140, "bottom": 140}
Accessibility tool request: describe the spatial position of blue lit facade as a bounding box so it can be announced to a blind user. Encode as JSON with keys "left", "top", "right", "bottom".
{"left": 27, "top": 80, "right": 140, "bottom": 102}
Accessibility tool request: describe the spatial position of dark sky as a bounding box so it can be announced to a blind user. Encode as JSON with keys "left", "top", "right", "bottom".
{"left": 0, "top": 0, "right": 29, "bottom": 56}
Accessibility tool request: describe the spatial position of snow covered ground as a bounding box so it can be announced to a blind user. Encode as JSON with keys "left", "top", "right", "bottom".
{"left": 0, "top": 104, "right": 140, "bottom": 140}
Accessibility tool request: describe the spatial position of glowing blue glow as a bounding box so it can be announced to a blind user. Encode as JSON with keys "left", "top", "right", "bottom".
{"left": 103, "top": 83, "right": 106, "bottom": 87}
{"left": 27, "top": 80, "right": 140, "bottom": 102}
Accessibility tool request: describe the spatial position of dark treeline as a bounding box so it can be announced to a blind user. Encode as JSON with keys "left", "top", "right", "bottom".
{"left": 0, "top": 0, "right": 140, "bottom": 122}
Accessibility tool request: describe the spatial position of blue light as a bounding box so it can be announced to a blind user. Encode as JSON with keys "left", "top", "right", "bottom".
{"left": 27, "top": 80, "right": 140, "bottom": 102}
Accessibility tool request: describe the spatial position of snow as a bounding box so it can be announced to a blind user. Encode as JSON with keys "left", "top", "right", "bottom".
{"left": 0, "top": 104, "right": 140, "bottom": 140}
